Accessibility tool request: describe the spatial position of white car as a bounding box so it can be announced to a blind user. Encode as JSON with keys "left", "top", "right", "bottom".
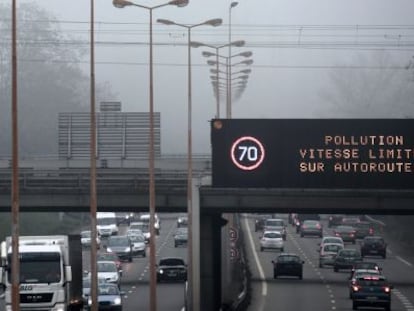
{"left": 319, "top": 236, "right": 344, "bottom": 250}
{"left": 81, "top": 230, "right": 101, "bottom": 249}
{"left": 128, "top": 232, "right": 146, "bottom": 257}
{"left": 96, "top": 261, "right": 121, "bottom": 287}
{"left": 260, "top": 231, "right": 284, "bottom": 252}
{"left": 140, "top": 213, "right": 161, "bottom": 235}
{"left": 319, "top": 243, "right": 344, "bottom": 267}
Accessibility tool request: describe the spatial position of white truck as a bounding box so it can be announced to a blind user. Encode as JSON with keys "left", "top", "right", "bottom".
{"left": 0, "top": 235, "right": 83, "bottom": 311}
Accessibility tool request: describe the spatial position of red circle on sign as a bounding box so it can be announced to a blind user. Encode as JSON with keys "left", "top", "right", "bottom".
{"left": 230, "top": 136, "right": 265, "bottom": 171}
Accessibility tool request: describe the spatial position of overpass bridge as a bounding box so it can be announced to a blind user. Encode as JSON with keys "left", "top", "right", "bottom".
{"left": 1, "top": 159, "right": 414, "bottom": 311}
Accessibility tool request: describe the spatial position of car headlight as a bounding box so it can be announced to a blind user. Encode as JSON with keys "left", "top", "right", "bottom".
{"left": 107, "top": 247, "right": 113, "bottom": 252}
{"left": 53, "top": 303, "right": 65, "bottom": 311}
{"left": 125, "top": 247, "right": 131, "bottom": 252}
{"left": 114, "top": 297, "right": 122, "bottom": 305}
{"left": 159, "top": 269, "right": 164, "bottom": 274}
{"left": 88, "top": 298, "right": 92, "bottom": 306}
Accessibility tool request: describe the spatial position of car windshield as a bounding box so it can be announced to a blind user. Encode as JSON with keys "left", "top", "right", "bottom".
{"left": 339, "top": 250, "right": 359, "bottom": 257}
{"left": 266, "top": 220, "right": 284, "bottom": 227}
{"left": 160, "top": 258, "right": 185, "bottom": 266}
{"left": 264, "top": 232, "right": 282, "bottom": 239}
{"left": 336, "top": 226, "right": 354, "bottom": 232}
{"left": 278, "top": 255, "right": 300, "bottom": 263}
{"left": 108, "top": 237, "right": 129, "bottom": 247}
{"left": 81, "top": 231, "right": 91, "bottom": 238}
{"left": 303, "top": 220, "right": 319, "bottom": 226}
{"left": 97, "top": 253, "right": 119, "bottom": 261}
{"left": 323, "top": 244, "right": 342, "bottom": 252}
{"left": 129, "top": 235, "right": 145, "bottom": 242}
{"left": 98, "top": 284, "right": 120, "bottom": 295}
{"left": 97, "top": 262, "right": 117, "bottom": 272}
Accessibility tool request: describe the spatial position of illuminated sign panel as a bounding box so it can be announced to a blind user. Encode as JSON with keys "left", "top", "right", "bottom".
{"left": 211, "top": 119, "right": 414, "bottom": 189}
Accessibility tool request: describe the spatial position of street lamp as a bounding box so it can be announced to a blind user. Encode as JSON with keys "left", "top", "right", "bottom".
{"left": 157, "top": 17, "right": 222, "bottom": 311}
{"left": 191, "top": 40, "right": 244, "bottom": 118}
{"left": 228, "top": 1, "right": 239, "bottom": 118}
{"left": 113, "top": 2, "right": 187, "bottom": 311}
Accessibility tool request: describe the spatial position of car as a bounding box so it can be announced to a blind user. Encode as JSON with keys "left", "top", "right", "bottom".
{"left": 295, "top": 214, "right": 320, "bottom": 233}
{"left": 177, "top": 216, "right": 188, "bottom": 228}
{"left": 156, "top": 257, "right": 187, "bottom": 282}
{"left": 174, "top": 228, "right": 188, "bottom": 247}
{"left": 300, "top": 220, "right": 323, "bottom": 238}
{"left": 106, "top": 235, "right": 134, "bottom": 262}
{"left": 129, "top": 222, "right": 151, "bottom": 243}
{"left": 351, "top": 275, "right": 393, "bottom": 311}
{"left": 127, "top": 232, "right": 146, "bottom": 257}
{"left": 348, "top": 269, "right": 382, "bottom": 298}
{"left": 87, "top": 283, "right": 125, "bottom": 311}
{"left": 333, "top": 249, "right": 362, "bottom": 272}
{"left": 360, "top": 236, "right": 387, "bottom": 258}
{"left": 318, "top": 243, "right": 344, "bottom": 268}
{"left": 82, "top": 275, "right": 107, "bottom": 302}
{"left": 97, "top": 252, "right": 122, "bottom": 271}
{"left": 351, "top": 261, "right": 382, "bottom": 276}
{"left": 341, "top": 216, "right": 361, "bottom": 227}
{"left": 81, "top": 230, "right": 101, "bottom": 249}
{"left": 96, "top": 261, "right": 122, "bottom": 287}
{"left": 328, "top": 215, "right": 345, "bottom": 228}
{"left": 353, "top": 221, "right": 374, "bottom": 239}
{"left": 319, "top": 236, "right": 344, "bottom": 250}
{"left": 333, "top": 225, "right": 356, "bottom": 244}
{"left": 272, "top": 253, "right": 304, "bottom": 279}
{"left": 260, "top": 231, "right": 284, "bottom": 252}
{"left": 139, "top": 213, "right": 160, "bottom": 235}
{"left": 254, "top": 214, "right": 273, "bottom": 232}
{"left": 263, "top": 218, "right": 287, "bottom": 240}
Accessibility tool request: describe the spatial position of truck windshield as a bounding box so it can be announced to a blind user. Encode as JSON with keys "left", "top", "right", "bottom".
{"left": 97, "top": 218, "right": 116, "bottom": 226}
{"left": 8, "top": 252, "right": 61, "bottom": 284}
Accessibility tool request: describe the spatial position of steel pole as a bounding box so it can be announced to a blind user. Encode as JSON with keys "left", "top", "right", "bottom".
{"left": 148, "top": 8, "right": 157, "bottom": 311}
{"left": 11, "top": 1, "right": 20, "bottom": 310}
{"left": 89, "top": 1, "right": 98, "bottom": 311}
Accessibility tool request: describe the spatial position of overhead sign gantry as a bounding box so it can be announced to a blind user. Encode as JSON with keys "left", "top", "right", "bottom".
{"left": 211, "top": 119, "right": 414, "bottom": 189}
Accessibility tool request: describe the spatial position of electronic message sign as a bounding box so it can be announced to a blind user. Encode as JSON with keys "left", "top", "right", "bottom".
{"left": 211, "top": 119, "right": 414, "bottom": 189}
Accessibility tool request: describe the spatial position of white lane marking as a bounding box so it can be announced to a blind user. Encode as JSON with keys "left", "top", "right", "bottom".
{"left": 396, "top": 256, "right": 413, "bottom": 267}
{"left": 243, "top": 216, "right": 267, "bottom": 300}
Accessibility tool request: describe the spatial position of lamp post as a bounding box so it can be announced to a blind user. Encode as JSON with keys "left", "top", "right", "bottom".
{"left": 113, "top": 2, "right": 188, "bottom": 311}
{"left": 157, "top": 17, "right": 222, "bottom": 311}
{"left": 191, "top": 40, "right": 244, "bottom": 118}
{"left": 89, "top": 1, "right": 99, "bottom": 311}
{"left": 11, "top": 1, "right": 20, "bottom": 310}
{"left": 228, "top": 1, "right": 239, "bottom": 118}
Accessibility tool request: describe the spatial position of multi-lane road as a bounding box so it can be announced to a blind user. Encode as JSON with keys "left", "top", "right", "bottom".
{"left": 2, "top": 214, "right": 414, "bottom": 311}
{"left": 243, "top": 215, "right": 414, "bottom": 311}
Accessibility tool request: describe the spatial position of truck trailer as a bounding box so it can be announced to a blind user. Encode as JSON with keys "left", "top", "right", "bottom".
{"left": 0, "top": 235, "right": 83, "bottom": 311}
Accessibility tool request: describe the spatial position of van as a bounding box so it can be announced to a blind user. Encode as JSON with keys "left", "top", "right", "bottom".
{"left": 97, "top": 212, "right": 119, "bottom": 237}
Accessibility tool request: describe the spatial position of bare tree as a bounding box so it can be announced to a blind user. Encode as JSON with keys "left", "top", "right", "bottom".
{"left": 0, "top": 2, "right": 116, "bottom": 156}
{"left": 318, "top": 51, "right": 414, "bottom": 118}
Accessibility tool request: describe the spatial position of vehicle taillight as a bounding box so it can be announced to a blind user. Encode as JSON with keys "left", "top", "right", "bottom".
{"left": 383, "top": 286, "right": 391, "bottom": 293}
{"left": 316, "top": 224, "right": 321, "bottom": 229}
{"left": 335, "top": 232, "right": 340, "bottom": 236}
{"left": 369, "top": 228, "right": 374, "bottom": 234}
{"left": 352, "top": 285, "right": 360, "bottom": 292}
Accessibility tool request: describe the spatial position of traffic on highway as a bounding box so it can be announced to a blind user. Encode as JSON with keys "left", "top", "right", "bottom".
{"left": 1, "top": 212, "right": 414, "bottom": 311}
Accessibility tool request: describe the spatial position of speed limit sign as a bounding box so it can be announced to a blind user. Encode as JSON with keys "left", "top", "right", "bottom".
{"left": 230, "top": 136, "right": 265, "bottom": 171}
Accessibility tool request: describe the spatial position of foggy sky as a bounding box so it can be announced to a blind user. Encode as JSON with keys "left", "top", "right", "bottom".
{"left": 16, "top": 0, "right": 414, "bottom": 154}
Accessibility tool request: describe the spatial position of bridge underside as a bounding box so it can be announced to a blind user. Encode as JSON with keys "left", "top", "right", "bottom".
{"left": 0, "top": 187, "right": 413, "bottom": 214}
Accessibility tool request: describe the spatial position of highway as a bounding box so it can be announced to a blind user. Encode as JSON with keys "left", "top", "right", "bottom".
{"left": 243, "top": 214, "right": 414, "bottom": 311}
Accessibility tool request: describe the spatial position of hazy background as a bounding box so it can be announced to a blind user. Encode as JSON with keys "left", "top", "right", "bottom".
{"left": 1, "top": 0, "right": 414, "bottom": 155}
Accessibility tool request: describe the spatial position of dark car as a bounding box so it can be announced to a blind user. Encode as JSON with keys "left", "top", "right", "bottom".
{"left": 86, "top": 283, "right": 124, "bottom": 311}
{"left": 174, "top": 228, "right": 188, "bottom": 247}
{"left": 295, "top": 214, "right": 320, "bottom": 233}
{"left": 328, "top": 215, "right": 345, "bottom": 228}
{"left": 361, "top": 236, "right": 387, "bottom": 258}
{"left": 272, "top": 253, "right": 304, "bottom": 279}
{"left": 334, "top": 225, "right": 356, "bottom": 244}
{"left": 300, "top": 220, "right": 323, "bottom": 238}
{"left": 351, "top": 275, "right": 393, "bottom": 311}
{"left": 106, "top": 236, "right": 133, "bottom": 262}
{"left": 354, "top": 221, "right": 374, "bottom": 239}
{"left": 348, "top": 269, "right": 382, "bottom": 299}
{"left": 156, "top": 257, "right": 187, "bottom": 282}
{"left": 333, "top": 249, "right": 362, "bottom": 272}
{"left": 351, "top": 261, "right": 381, "bottom": 277}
